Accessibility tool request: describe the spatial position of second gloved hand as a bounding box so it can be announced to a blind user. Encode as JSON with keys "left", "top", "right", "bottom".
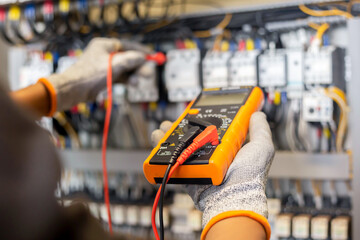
{"left": 152, "top": 112, "right": 275, "bottom": 240}
{"left": 40, "top": 38, "right": 149, "bottom": 113}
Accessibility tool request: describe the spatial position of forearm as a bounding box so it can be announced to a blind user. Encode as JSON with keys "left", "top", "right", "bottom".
{"left": 205, "top": 216, "right": 266, "bottom": 240}
{"left": 10, "top": 82, "right": 51, "bottom": 118}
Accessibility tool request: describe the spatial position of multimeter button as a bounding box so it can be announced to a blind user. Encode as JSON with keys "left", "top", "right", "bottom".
{"left": 189, "top": 109, "right": 200, "bottom": 115}
{"left": 161, "top": 142, "right": 170, "bottom": 147}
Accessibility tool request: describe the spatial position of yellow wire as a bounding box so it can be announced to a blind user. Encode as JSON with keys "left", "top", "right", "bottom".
{"left": 299, "top": 4, "right": 353, "bottom": 19}
{"left": 194, "top": 13, "right": 232, "bottom": 38}
{"left": 212, "top": 29, "right": 231, "bottom": 51}
{"left": 144, "top": 18, "right": 178, "bottom": 33}
{"left": 54, "top": 112, "right": 81, "bottom": 149}
{"left": 308, "top": 22, "right": 321, "bottom": 30}
{"left": 329, "top": 86, "right": 347, "bottom": 102}
{"left": 322, "top": 87, "right": 349, "bottom": 152}
{"left": 312, "top": 180, "right": 322, "bottom": 197}
{"left": 213, "top": 34, "right": 223, "bottom": 51}
{"left": 316, "top": 23, "right": 330, "bottom": 40}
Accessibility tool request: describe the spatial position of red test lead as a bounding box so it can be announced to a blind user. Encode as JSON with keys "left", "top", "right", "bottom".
{"left": 151, "top": 125, "right": 219, "bottom": 240}
{"left": 146, "top": 52, "right": 166, "bottom": 66}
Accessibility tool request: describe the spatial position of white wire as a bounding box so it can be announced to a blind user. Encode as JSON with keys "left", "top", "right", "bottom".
{"left": 298, "top": 107, "right": 312, "bottom": 152}
{"left": 286, "top": 100, "right": 298, "bottom": 152}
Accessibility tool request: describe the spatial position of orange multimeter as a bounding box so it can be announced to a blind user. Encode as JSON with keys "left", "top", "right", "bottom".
{"left": 143, "top": 86, "right": 264, "bottom": 186}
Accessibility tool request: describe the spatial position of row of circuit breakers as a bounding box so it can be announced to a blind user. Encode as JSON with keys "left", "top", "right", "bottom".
{"left": 164, "top": 46, "right": 345, "bottom": 102}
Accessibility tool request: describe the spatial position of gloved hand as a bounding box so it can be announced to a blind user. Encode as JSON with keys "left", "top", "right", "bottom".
{"left": 38, "top": 38, "right": 149, "bottom": 115}
{"left": 151, "top": 112, "right": 274, "bottom": 240}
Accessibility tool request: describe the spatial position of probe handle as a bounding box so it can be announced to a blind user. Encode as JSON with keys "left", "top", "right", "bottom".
{"left": 146, "top": 52, "right": 166, "bottom": 66}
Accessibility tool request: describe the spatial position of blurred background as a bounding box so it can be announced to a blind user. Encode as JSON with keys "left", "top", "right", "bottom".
{"left": 0, "top": 0, "right": 358, "bottom": 239}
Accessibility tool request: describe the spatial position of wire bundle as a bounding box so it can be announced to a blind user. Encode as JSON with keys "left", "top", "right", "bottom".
{"left": 322, "top": 87, "right": 349, "bottom": 153}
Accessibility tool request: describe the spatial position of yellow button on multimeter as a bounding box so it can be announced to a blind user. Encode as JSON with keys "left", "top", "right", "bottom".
{"left": 143, "top": 86, "right": 264, "bottom": 185}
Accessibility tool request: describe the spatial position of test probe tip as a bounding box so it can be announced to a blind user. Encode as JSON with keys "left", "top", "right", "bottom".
{"left": 146, "top": 52, "right": 166, "bottom": 66}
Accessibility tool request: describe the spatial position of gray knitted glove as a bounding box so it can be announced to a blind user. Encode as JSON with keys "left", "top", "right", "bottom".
{"left": 187, "top": 112, "right": 274, "bottom": 227}
{"left": 41, "top": 38, "right": 148, "bottom": 112}
{"left": 151, "top": 112, "right": 274, "bottom": 237}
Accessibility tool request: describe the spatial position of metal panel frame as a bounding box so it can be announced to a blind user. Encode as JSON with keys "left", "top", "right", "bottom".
{"left": 61, "top": 150, "right": 350, "bottom": 180}
{"left": 347, "top": 18, "right": 360, "bottom": 240}
{"left": 268, "top": 152, "right": 350, "bottom": 180}
{"left": 60, "top": 150, "right": 149, "bottom": 173}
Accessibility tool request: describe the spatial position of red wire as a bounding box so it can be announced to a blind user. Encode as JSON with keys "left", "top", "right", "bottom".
{"left": 151, "top": 162, "right": 180, "bottom": 240}
{"left": 101, "top": 51, "right": 165, "bottom": 235}
{"left": 102, "top": 52, "right": 117, "bottom": 234}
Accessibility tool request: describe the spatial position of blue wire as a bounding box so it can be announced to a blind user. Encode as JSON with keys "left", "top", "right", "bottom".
{"left": 193, "top": 37, "right": 203, "bottom": 50}
{"left": 65, "top": 137, "right": 71, "bottom": 149}
{"left": 281, "top": 91, "right": 287, "bottom": 103}
{"left": 255, "top": 38, "right": 262, "bottom": 50}
{"left": 52, "top": 51, "right": 59, "bottom": 65}
{"left": 78, "top": 0, "right": 88, "bottom": 10}
{"left": 230, "top": 41, "right": 236, "bottom": 52}
{"left": 322, "top": 34, "right": 330, "bottom": 46}
{"left": 25, "top": 4, "right": 36, "bottom": 19}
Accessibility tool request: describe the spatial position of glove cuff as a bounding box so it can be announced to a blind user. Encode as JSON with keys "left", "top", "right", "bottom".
{"left": 200, "top": 210, "right": 271, "bottom": 240}
{"left": 37, "top": 78, "right": 57, "bottom": 117}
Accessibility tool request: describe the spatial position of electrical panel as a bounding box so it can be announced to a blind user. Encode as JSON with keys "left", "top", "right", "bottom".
{"left": 2, "top": 1, "right": 354, "bottom": 238}
{"left": 286, "top": 49, "right": 304, "bottom": 99}
{"left": 302, "top": 91, "right": 333, "bottom": 122}
{"left": 202, "top": 51, "right": 232, "bottom": 88}
{"left": 56, "top": 55, "right": 78, "bottom": 73}
{"left": 304, "top": 46, "right": 345, "bottom": 89}
{"left": 229, "top": 50, "right": 259, "bottom": 87}
{"left": 164, "top": 49, "right": 202, "bottom": 102}
{"left": 258, "top": 50, "right": 287, "bottom": 88}
{"left": 127, "top": 61, "right": 159, "bottom": 103}
{"left": 19, "top": 52, "right": 53, "bottom": 89}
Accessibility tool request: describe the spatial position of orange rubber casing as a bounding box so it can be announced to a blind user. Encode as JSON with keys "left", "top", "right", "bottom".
{"left": 143, "top": 87, "right": 264, "bottom": 185}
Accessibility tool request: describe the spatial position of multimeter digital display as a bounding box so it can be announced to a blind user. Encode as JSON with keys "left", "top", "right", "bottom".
{"left": 143, "top": 86, "right": 264, "bottom": 185}
{"left": 195, "top": 91, "right": 248, "bottom": 106}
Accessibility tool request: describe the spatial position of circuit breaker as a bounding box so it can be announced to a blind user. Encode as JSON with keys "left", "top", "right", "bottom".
{"left": 19, "top": 52, "right": 53, "bottom": 89}
{"left": 127, "top": 61, "right": 159, "bottom": 102}
{"left": 304, "top": 46, "right": 345, "bottom": 89}
{"left": 56, "top": 55, "right": 78, "bottom": 73}
{"left": 286, "top": 49, "right": 304, "bottom": 98}
{"left": 302, "top": 91, "right": 333, "bottom": 122}
{"left": 258, "top": 50, "right": 287, "bottom": 88}
{"left": 229, "top": 50, "right": 259, "bottom": 87}
{"left": 202, "top": 51, "right": 232, "bottom": 88}
{"left": 164, "top": 49, "right": 202, "bottom": 102}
